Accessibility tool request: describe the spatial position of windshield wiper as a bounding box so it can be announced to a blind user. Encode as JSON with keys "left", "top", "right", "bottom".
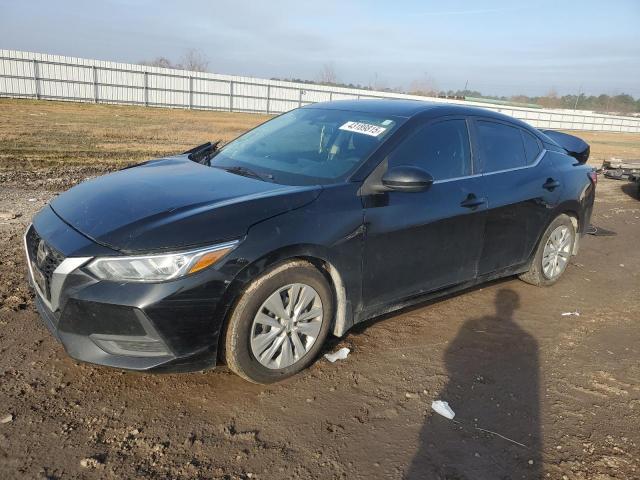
{"left": 184, "top": 141, "right": 221, "bottom": 165}
{"left": 215, "top": 165, "right": 274, "bottom": 182}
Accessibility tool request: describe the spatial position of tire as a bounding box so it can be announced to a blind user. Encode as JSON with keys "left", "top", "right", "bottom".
{"left": 519, "top": 214, "right": 576, "bottom": 287}
{"left": 223, "top": 260, "right": 333, "bottom": 384}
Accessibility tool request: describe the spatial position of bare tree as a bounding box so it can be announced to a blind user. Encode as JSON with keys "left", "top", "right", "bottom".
{"left": 511, "top": 94, "right": 530, "bottom": 104}
{"left": 176, "top": 49, "right": 210, "bottom": 72}
{"left": 139, "top": 49, "right": 210, "bottom": 72}
{"left": 370, "top": 72, "right": 390, "bottom": 92}
{"left": 539, "top": 88, "right": 560, "bottom": 108}
{"left": 409, "top": 73, "right": 439, "bottom": 97}
{"left": 317, "top": 63, "right": 338, "bottom": 85}
{"left": 139, "top": 56, "right": 173, "bottom": 69}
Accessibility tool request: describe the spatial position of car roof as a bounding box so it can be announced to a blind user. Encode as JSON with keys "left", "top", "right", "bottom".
{"left": 303, "top": 99, "right": 532, "bottom": 128}
{"left": 303, "top": 99, "right": 441, "bottom": 117}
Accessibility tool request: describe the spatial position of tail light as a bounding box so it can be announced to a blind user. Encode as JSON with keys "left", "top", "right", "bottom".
{"left": 588, "top": 170, "right": 597, "bottom": 186}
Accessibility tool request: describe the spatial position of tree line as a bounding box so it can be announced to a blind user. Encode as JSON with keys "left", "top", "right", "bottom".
{"left": 138, "top": 54, "right": 640, "bottom": 115}
{"left": 445, "top": 89, "right": 640, "bottom": 114}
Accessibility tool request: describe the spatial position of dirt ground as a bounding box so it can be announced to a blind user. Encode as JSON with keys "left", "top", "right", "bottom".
{"left": 0, "top": 100, "right": 639, "bottom": 479}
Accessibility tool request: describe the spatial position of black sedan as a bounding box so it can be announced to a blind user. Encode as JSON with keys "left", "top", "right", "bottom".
{"left": 24, "top": 100, "right": 595, "bottom": 383}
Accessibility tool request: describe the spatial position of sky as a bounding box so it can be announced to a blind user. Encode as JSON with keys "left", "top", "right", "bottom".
{"left": 1, "top": 0, "right": 639, "bottom": 97}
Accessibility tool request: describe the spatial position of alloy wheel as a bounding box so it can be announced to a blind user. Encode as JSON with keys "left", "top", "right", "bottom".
{"left": 542, "top": 225, "right": 572, "bottom": 280}
{"left": 250, "top": 283, "right": 324, "bottom": 369}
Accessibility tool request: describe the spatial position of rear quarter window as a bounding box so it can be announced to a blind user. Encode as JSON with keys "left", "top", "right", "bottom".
{"left": 477, "top": 120, "right": 526, "bottom": 173}
{"left": 522, "top": 130, "right": 542, "bottom": 164}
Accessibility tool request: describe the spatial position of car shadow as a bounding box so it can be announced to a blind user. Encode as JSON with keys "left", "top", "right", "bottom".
{"left": 620, "top": 181, "right": 639, "bottom": 200}
{"left": 403, "top": 288, "right": 541, "bottom": 479}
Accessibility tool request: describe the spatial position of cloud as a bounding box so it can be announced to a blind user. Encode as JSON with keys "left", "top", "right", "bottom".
{"left": 1, "top": 0, "right": 638, "bottom": 96}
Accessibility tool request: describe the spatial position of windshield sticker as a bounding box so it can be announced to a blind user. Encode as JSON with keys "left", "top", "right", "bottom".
{"left": 339, "top": 121, "right": 387, "bottom": 137}
{"left": 381, "top": 119, "right": 393, "bottom": 125}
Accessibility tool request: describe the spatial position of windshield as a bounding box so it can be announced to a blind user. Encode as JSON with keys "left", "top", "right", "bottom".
{"left": 212, "top": 108, "right": 402, "bottom": 185}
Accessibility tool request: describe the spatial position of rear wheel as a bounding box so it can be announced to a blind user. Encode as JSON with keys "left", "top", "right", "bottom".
{"left": 519, "top": 214, "right": 576, "bottom": 286}
{"left": 223, "top": 260, "right": 333, "bottom": 384}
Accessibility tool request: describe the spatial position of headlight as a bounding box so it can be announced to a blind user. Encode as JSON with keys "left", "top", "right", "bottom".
{"left": 86, "top": 241, "right": 238, "bottom": 282}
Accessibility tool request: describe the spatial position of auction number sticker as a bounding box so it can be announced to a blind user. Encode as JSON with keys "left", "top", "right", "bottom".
{"left": 339, "top": 121, "right": 387, "bottom": 137}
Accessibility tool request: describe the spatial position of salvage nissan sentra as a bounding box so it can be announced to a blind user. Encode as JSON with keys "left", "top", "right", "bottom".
{"left": 24, "top": 100, "right": 595, "bottom": 383}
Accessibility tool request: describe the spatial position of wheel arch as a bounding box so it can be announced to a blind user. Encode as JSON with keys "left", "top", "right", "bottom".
{"left": 553, "top": 202, "right": 581, "bottom": 255}
{"left": 214, "top": 244, "right": 352, "bottom": 362}
{"left": 525, "top": 205, "right": 581, "bottom": 272}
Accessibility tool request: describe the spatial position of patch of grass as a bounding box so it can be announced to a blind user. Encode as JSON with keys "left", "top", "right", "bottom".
{"left": 1, "top": 98, "right": 639, "bottom": 171}
{"left": 564, "top": 131, "right": 640, "bottom": 165}
{"left": 0, "top": 99, "right": 268, "bottom": 169}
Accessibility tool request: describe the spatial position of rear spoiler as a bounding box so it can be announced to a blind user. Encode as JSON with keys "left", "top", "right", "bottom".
{"left": 539, "top": 129, "right": 590, "bottom": 164}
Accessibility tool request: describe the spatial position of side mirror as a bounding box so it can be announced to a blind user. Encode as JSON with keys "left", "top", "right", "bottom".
{"left": 381, "top": 166, "right": 434, "bottom": 192}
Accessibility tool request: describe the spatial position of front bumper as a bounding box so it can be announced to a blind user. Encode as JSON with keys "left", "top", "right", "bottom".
{"left": 25, "top": 208, "right": 235, "bottom": 373}
{"left": 33, "top": 294, "right": 178, "bottom": 370}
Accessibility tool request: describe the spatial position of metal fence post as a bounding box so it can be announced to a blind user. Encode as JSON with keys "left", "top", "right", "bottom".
{"left": 298, "top": 89, "right": 303, "bottom": 107}
{"left": 92, "top": 66, "right": 98, "bottom": 103}
{"left": 32, "top": 59, "right": 40, "bottom": 100}
{"left": 188, "top": 76, "right": 193, "bottom": 110}
{"left": 329, "top": 92, "right": 333, "bottom": 101}
{"left": 229, "top": 81, "right": 234, "bottom": 112}
{"left": 266, "top": 85, "right": 271, "bottom": 114}
{"left": 143, "top": 72, "right": 149, "bottom": 106}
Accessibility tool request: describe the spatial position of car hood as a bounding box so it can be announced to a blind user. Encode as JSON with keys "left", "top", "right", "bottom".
{"left": 50, "top": 157, "right": 321, "bottom": 253}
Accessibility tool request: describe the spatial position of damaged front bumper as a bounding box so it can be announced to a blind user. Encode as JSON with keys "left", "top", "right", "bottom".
{"left": 33, "top": 293, "right": 178, "bottom": 371}
{"left": 24, "top": 208, "right": 234, "bottom": 373}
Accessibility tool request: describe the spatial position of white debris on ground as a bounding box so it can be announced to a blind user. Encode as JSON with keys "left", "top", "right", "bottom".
{"left": 0, "top": 413, "right": 14, "bottom": 424}
{"left": 0, "top": 211, "right": 18, "bottom": 220}
{"left": 324, "top": 347, "right": 350, "bottom": 363}
{"left": 431, "top": 400, "right": 455, "bottom": 420}
{"left": 80, "top": 457, "right": 102, "bottom": 469}
{"left": 561, "top": 311, "right": 581, "bottom": 316}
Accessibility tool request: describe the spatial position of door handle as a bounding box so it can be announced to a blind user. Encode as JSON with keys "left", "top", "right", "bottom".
{"left": 460, "top": 194, "right": 486, "bottom": 209}
{"left": 543, "top": 178, "right": 561, "bottom": 191}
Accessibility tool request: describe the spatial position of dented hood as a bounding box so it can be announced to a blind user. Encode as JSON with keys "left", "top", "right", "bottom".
{"left": 50, "top": 157, "right": 321, "bottom": 253}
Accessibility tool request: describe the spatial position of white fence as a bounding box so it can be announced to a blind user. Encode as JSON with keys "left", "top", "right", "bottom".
{"left": 1, "top": 49, "right": 639, "bottom": 133}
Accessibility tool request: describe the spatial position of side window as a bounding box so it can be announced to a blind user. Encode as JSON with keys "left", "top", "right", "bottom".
{"left": 388, "top": 119, "right": 471, "bottom": 180}
{"left": 521, "top": 130, "right": 542, "bottom": 164}
{"left": 477, "top": 120, "right": 526, "bottom": 172}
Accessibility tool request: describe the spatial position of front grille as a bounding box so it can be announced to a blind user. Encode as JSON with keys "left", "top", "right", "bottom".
{"left": 25, "top": 226, "right": 65, "bottom": 300}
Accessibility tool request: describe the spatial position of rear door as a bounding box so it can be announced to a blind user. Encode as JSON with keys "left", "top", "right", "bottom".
{"left": 472, "top": 118, "right": 561, "bottom": 275}
{"left": 362, "top": 117, "right": 487, "bottom": 307}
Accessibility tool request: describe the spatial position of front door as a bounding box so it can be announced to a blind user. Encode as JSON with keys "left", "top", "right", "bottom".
{"left": 362, "top": 118, "right": 487, "bottom": 309}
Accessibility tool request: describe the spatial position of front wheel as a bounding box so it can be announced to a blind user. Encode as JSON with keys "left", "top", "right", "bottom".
{"left": 519, "top": 214, "right": 576, "bottom": 287}
{"left": 223, "top": 260, "right": 333, "bottom": 384}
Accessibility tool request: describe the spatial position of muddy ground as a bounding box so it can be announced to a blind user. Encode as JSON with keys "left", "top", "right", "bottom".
{"left": 1, "top": 104, "right": 640, "bottom": 479}
{"left": 1, "top": 172, "right": 639, "bottom": 480}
